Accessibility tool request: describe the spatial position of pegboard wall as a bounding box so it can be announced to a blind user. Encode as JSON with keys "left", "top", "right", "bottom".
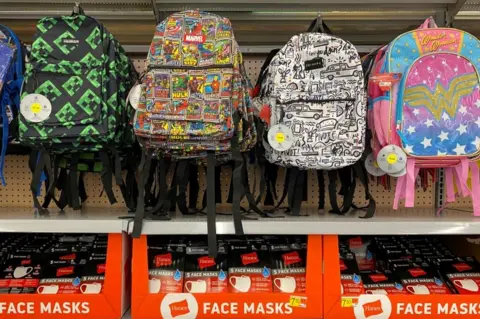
{"left": 0, "top": 56, "right": 445, "bottom": 210}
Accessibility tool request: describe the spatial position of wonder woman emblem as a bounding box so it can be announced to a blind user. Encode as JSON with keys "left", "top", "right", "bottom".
{"left": 404, "top": 73, "right": 479, "bottom": 120}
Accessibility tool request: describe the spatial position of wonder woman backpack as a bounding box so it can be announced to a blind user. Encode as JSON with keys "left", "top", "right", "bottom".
{"left": 368, "top": 17, "right": 480, "bottom": 211}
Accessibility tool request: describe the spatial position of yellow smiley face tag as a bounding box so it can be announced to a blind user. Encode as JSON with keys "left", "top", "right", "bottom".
{"left": 30, "top": 102, "right": 42, "bottom": 114}
{"left": 275, "top": 132, "right": 285, "bottom": 143}
{"left": 387, "top": 153, "right": 398, "bottom": 164}
{"left": 20, "top": 94, "right": 52, "bottom": 123}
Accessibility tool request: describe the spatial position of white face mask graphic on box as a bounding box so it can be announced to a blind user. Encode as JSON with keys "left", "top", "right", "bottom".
{"left": 185, "top": 280, "right": 207, "bottom": 293}
{"left": 80, "top": 282, "right": 102, "bottom": 294}
{"left": 274, "top": 277, "right": 296, "bottom": 293}
{"left": 149, "top": 278, "right": 161, "bottom": 293}
{"left": 13, "top": 266, "right": 33, "bottom": 279}
{"left": 37, "top": 284, "right": 59, "bottom": 294}
{"left": 406, "top": 285, "right": 430, "bottom": 295}
{"left": 454, "top": 279, "right": 479, "bottom": 292}
{"left": 366, "top": 289, "right": 388, "bottom": 295}
{"left": 229, "top": 275, "right": 251, "bottom": 293}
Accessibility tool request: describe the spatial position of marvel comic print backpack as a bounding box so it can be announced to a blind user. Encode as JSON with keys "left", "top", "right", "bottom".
{"left": 132, "top": 10, "right": 258, "bottom": 255}
{"left": 367, "top": 17, "right": 480, "bottom": 214}
{"left": 257, "top": 22, "right": 375, "bottom": 218}
{"left": 19, "top": 6, "right": 137, "bottom": 212}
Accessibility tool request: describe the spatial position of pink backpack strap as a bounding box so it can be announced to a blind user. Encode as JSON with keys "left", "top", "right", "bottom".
{"left": 454, "top": 159, "right": 471, "bottom": 198}
{"left": 393, "top": 159, "right": 419, "bottom": 209}
{"left": 444, "top": 167, "right": 456, "bottom": 203}
{"left": 405, "top": 159, "right": 418, "bottom": 207}
{"left": 418, "top": 17, "right": 438, "bottom": 29}
{"left": 470, "top": 162, "right": 480, "bottom": 216}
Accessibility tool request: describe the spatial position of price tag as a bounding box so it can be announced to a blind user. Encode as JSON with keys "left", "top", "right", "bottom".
{"left": 341, "top": 297, "right": 358, "bottom": 307}
{"left": 289, "top": 295, "right": 307, "bottom": 308}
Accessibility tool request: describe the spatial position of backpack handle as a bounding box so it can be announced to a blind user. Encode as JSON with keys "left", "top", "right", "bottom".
{"left": 418, "top": 16, "right": 438, "bottom": 29}
{"left": 307, "top": 14, "right": 333, "bottom": 34}
{"left": 71, "top": 2, "right": 85, "bottom": 16}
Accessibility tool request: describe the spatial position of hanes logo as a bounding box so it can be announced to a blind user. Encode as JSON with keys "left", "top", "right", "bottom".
{"left": 198, "top": 256, "right": 216, "bottom": 269}
{"left": 155, "top": 253, "right": 173, "bottom": 267}
{"left": 60, "top": 253, "right": 76, "bottom": 260}
{"left": 282, "top": 251, "right": 301, "bottom": 266}
{"left": 241, "top": 252, "right": 259, "bottom": 266}
{"left": 56, "top": 266, "right": 74, "bottom": 277}
{"left": 97, "top": 264, "right": 106, "bottom": 274}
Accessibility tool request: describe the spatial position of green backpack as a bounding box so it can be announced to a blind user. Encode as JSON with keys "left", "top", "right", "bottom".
{"left": 19, "top": 6, "right": 137, "bottom": 212}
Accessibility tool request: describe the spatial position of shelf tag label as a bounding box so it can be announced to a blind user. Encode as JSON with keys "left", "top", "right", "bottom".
{"left": 341, "top": 297, "right": 358, "bottom": 308}
{"left": 288, "top": 295, "right": 307, "bottom": 308}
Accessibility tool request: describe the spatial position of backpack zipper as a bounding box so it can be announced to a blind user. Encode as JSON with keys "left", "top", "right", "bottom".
{"left": 277, "top": 98, "right": 356, "bottom": 105}
{"left": 147, "top": 64, "right": 234, "bottom": 71}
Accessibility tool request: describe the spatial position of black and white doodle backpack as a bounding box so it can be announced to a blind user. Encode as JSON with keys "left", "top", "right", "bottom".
{"left": 258, "top": 20, "right": 375, "bottom": 217}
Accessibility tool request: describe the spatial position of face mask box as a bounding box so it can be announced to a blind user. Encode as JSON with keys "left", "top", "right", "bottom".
{"left": 361, "top": 271, "right": 407, "bottom": 295}
{"left": 148, "top": 242, "right": 186, "bottom": 294}
{"left": 228, "top": 239, "right": 272, "bottom": 293}
{"left": 79, "top": 256, "right": 106, "bottom": 295}
{"left": 346, "top": 237, "right": 375, "bottom": 272}
{"left": 437, "top": 257, "right": 480, "bottom": 294}
{"left": 392, "top": 262, "right": 450, "bottom": 295}
{"left": 340, "top": 252, "right": 364, "bottom": 295}
{"left": 37, "top": 260, "right": 84, "bottom": 295}
{"left": 184, "top": 242, "right": 228, "bottom": 293}
{"left": 270, "top": 240, "right": 306, "bottom": 293}
{"left": 0, "top": 253, "right": 43, "bottom": 294}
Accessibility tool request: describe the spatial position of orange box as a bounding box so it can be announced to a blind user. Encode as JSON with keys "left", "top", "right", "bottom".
{"left": 324, "top": 235, "right": 480, "bottom": 319}
{"left": 0, "top": 233, "right": 129, "bottom": 319}
{"left": 132, "top": 235, "right": 322, "bottom": 319}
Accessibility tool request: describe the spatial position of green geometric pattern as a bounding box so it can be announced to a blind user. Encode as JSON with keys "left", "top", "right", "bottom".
{"left": 80, "top": 125, "right": 100, "bottom": 137}
{"left": 33, "top": 38, "right": 53, "bottom": 58}
{"left": 78, "top": 89, "right": 100, "bottom": 116}
{"left": 36, "top": 81, "right": 61, "bottom": 101}
{"left": 42, "top": 63, "right": 68, "bottom": 74}
{"left": 37, "top": 18, "right": 57, "bottom": 34}
{"left": 86, "top": 27, "right": 101, "bottom": 50}
{"left": 64, "top": 16, "right": 85, "bottom": 32}
{"left": 53, "top": 31, "right": 78, "bottom": 55}
{"left": 62, "top": 76, "right": 83, "bottom": 96}
{"left": 55, "top": 102, "right": 77, "bottom": 123}
{"left": 80, "top": 52, "right": 98, "bottom": 66}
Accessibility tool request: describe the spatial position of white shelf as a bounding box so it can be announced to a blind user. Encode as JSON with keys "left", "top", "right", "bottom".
{"left": 0, "top": 207, "right": 128, "bottom": 233}
{"left": 128, "top": 208, "right": 480, "bottom": 235}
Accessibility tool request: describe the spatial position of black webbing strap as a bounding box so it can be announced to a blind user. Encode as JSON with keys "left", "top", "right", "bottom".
{"left": 189, "top": 164, "right": 199, "bottom": 211}
{"left": 126, "top": 151, "right": 138, "bottom": 211}
{"left": 226, "top": 161, "right": 234, "bottom": 204}
{"left": 255, "top": 49, "right": 281, "bottom": 91}
{"left": 42, "top": 155, "right": 63, "bottom": 209}
{"left": 206, "top": 152, "right": 218, "bottom": 257}
{"left": 147, "top": 157, "right": 170, "bottom": 217}
{"left": 79, "top": 172, "right": 88, "bottom": 203}
{"left": 144, "top": 158, "right": 158, "bottom": 208}
{"left": 169, "top": 163, "right": 178, "bottom": 212}
{"left": 317, "top": 171, "right": 325, "bottom": 210}
{"left": 99, "top": 151, "right": 117, "bottom": 205}
{"left": 264, "top": 163, "right": 278, "bottom": 206}
{"left": 328, "top": 168, "right": 355, "bottom": 215}
{"left": 175, "top": 160, "right": 190, "bottom": 215}
{"left": 69, "top": 154, "right": 80, "bottom": 210}
{"left": 215, "top": 166, "right": 222, "bottom": 204}
{"left": 302, "top": 170, "right": 308, "bottom": 201}
{"left": 307, "top": 16, "right": 333, "bottom": 34}
{"left": 353, "top": 162, "right": 376, "bottom": 219}
{"left": 132, "top": 150, "right": 153, "bottom": 238}
{"left": 287, "top": 168, "right": 305, "bottom": 216}
{"left": 30, "top": 150, "right": 46, "bottom": 213}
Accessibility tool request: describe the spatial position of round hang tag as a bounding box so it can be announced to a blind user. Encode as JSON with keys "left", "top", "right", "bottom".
{"left": 365, "top": 153, "right": 386, "bottom": 177}
{"left": 20, "top": 94, "right": 51, "bottom": 123}
{"left": 389, "top": 166, "right": 407, "bottom": 177}
{"left": 267, "top": 124, "right": 294, "bottom": 152}
{"left": 377, "top": 144, "right": 407, "bottom": 174}
{"left": 128, "top": 84, "right": 142, "bottom": 110}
